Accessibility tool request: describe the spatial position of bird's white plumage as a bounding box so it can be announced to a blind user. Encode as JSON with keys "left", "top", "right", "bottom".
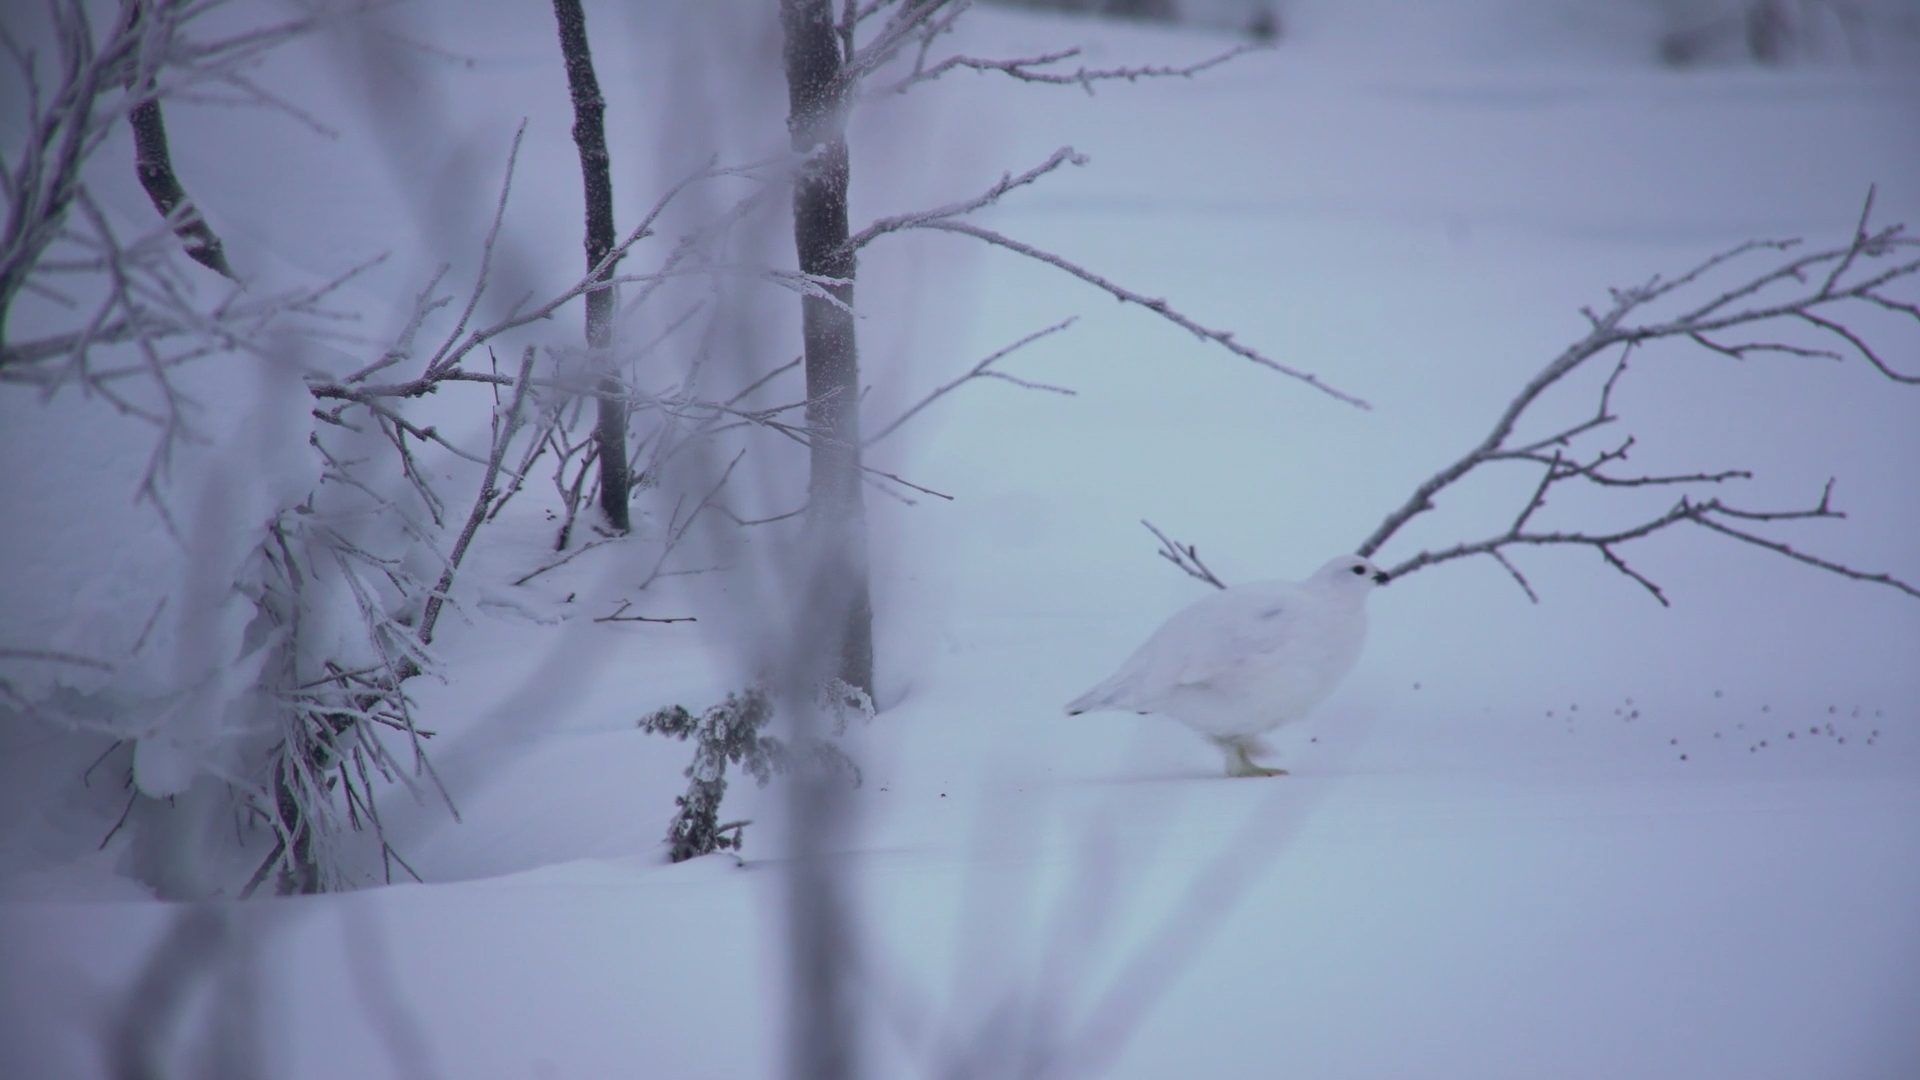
{"left": 1066, "top": 555, "right": 1387, "bottom": 776}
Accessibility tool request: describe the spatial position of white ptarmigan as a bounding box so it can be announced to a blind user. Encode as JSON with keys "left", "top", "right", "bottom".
{"left": 1065, "top": 555, "right": 1389, "bottom": 777}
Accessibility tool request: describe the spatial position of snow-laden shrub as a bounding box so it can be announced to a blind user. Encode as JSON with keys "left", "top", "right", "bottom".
{"left": 640, "top": 682, "right": 870, "bottom": 863}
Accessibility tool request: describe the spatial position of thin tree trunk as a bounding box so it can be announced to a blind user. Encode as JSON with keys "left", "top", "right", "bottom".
{"left": 780, "top": 10, "right": 868, "bottom": 1075}
{"left": 782, "top": 0, "right": 873, "bottom": 697}
{"left": 128, "top": 92, "right": 237, "bottom": 280}
{"left": 117, "top": 3, "right": 236, "bottom": 281}
{"left": 553, "top": 0, "right": 631, "bottom": 532}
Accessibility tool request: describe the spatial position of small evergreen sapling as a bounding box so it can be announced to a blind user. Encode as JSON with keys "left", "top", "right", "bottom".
{"left": 640, "top": 690, "right": 774, "bottom": 862}
{"left": 640, "top": 683, "right": 870, "bottom": 862}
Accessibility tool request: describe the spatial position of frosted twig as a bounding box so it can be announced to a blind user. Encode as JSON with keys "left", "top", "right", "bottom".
{"left": 1142, "top": 519, "right": 1226, "bottom": 590}
{"left": 865, "top": 317, "right": 1077, "bottom": 446}
{"left": 920, "top": 220, "right": 1369, "bottom": 408}
{"left": 346, "top": 267, "right": 451, "bottom": 383}
{"left": 843, "top": 146, "right": 1087, "bottom": 253}
{"left": 836, "top": 0, "right": 971, "bottom": 95}
{"left": 593, "top": 600, "right": 695, "bottom": 624}
{"left": 419, "top": 346, "right": 536, "bottom": 645}
{"left": 726, "top": 355, "right": 804, "bottom": 407}
{"left": 512, "top": 535, "right": 621, "bottom": 587}
{"left": 865, "top": 466, "right": 953, "bottom": 501}
{"left": 718, "top": 502, "right": 808, "bottom": 527}
{"left": 876, "top": 41, "right": 1260, "bottom": 98}
{"left": 1345, "top": 194, "right": 1919, "bottom": 605}
{"left": 422, "top": 122, "right": 526, "bottom": 373}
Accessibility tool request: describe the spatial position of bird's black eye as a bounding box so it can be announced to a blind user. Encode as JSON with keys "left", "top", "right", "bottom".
{"left": 1351, "top": 565, "right": 1366, "bottom": 575}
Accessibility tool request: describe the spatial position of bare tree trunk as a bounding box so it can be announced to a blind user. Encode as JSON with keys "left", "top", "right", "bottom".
{"left": 553, "top": 0, "right": 631, "bottom": 532}
{"left": 129, "top": 93, "right": 237, "bottom": 280}
{"left": 782, "top": 0, "right": 873, "bottom": 697}
{"left": 778, "top": 7, "right": 870, "bottom": 1080}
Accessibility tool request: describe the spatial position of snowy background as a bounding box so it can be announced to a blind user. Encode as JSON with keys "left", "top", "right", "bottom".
{"left": 3, "top": 1, "right": 1918, "bottom": 1077}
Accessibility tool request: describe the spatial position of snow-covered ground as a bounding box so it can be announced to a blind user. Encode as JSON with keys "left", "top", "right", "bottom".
{"left": 4, "top": 2, "right": 1919, "bottom": 1077}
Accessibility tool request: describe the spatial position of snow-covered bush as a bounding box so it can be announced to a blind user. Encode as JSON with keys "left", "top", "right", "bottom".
{"left": 641, "top": 690, "right": 781, "bottom": 862}
{"left": 640, "top": 682, "right": 871, "bottom": 863}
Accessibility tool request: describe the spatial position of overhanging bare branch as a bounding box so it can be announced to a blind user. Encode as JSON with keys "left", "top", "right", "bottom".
{"left": 865, "top": 316, "right": 1077, "bottom": 446}
{"left": 921, "top": 219, "right": 1370, "bottom": 408}
{"left": 1347, "top": 192, "right": 1918, "bottom": 605}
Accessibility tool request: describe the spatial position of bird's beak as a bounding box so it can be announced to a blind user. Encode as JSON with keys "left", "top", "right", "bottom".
{"left": 1373, "top": 570, "right": 1391, "bottom": 585}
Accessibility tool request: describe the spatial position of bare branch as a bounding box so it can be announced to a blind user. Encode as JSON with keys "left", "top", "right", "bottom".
{"left": 1691, "top": 507, "right": 1920, "bottom": 599}
{"left": 0, "top": 647, "right": 114, "bottom": 670}
{"left": 408, "top": 160, "right": 772, "bottom": 379}
{"left": 1598, "top": 543, "right": 1669, "bottom": 605}
{"left": 1378, "top": 481, "right": 1918, "bottom": 607}
{"left": 419, "top": 346, "right": 537, "bottom": 645}
{"left": 717, "top": 502, "right": 808, "bottom": 528}
{"left": 1688, "top": 331, "right": 1841, "bottom": 362}
{"left": 920, "top": 220, "right": 1370, "bottom": 408}
{"left": 1799, "top": 310, "right": 1919, "bottom": 383}
{"left": 512, "top": 535, "right": 620, "bottom": 587}
{"left": 312, "top": 388, "right": 496, "bottom": 469}
{"left": 127, "top": 88, "right": 236, "bottom": 278}
{"left": 843, "top": 146, "right": 1086, "bottom": 253}
{"left": 865, "top": 316, "right": 1077, "bottom": 446}
{"left": 1488, "top": 549, "right": 1539, "bottom": 604}
{"left": 345, "top": 266, "right": 451, "bottom": 383}
{"left": 874, "top": 41, "right": 1260, "bottom": 98}
{"left": 726, "top": 354, "right": 803, "bottom": 408}
{"left": 1357, "top": 204, "right": 1920, "bottom": 613}
{"left": 1507, "top": 450, "right": 1561, "bottom": 535}
{"left": 1142, "top": 519, "right": 1226, "bottom": 590}
{"left": 837, "top": 0, "right": 970, "bottom": 94}
{"left": 864, "top": 465, "right": 954, "bottom": 501}
{"left": 1820, "top": 183, "right": 1877, "bottom": 296}
{"left": 422, "top": 121, "right": 527, "bottom": 374}
{"left": 594, "top": 599, "right": 695, "bottom": 624}
{"left": 1633, "top": 238, "right": 1793, "bottom": 308}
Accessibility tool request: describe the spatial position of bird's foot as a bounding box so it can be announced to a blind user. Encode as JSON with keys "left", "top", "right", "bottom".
{"left": 1221, "top": 741, "right": 1288, "bottom": 778}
